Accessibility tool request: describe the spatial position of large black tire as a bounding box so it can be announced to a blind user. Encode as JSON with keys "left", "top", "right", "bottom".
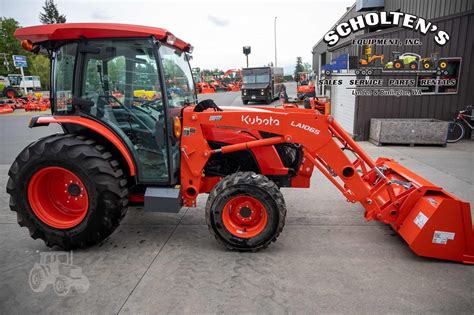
{"left": 422, "top": 60, "right": 433, "bottom": 70}
{"left": 242, "top": 100, "right": 249, "bottom": 105}
{"left": 409, "top": 61, "right": 418, "bottom": 70}
{"left": 7, "top": 134, "right": 128, "bottom": 249}
{"left": 206, "top": 172, "right": 286, "bottom": 251}
{"left": 2, "top": 87, "right": 19, "bottom": 98}
{"left": 393, "top": 60, "right": 403, "bottom": 70}
{"left": 438, "top": 59, "right": 448, "bottom": 70}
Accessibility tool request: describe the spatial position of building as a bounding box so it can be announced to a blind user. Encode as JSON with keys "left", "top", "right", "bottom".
{"left": 312, "top": 0, "right": 474, "bottom": 140}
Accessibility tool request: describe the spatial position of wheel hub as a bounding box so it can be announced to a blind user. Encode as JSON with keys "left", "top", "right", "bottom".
{"left": 222, "top": 195, "right": 268, "bottom": 238}
{"left": 239, "top": 207, "right": 252, "bottom": 218}
{"left": 28, "top": 166, "right": 89, "bottom": 229}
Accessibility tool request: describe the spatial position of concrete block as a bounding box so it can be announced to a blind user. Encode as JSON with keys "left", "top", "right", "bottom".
{"left": 370, "top": 118, "right": 449, "bottom": 146}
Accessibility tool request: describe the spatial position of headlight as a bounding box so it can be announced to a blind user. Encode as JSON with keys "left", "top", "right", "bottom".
{"left": 260, "top": 89, "right": 264, "bottom": 95}
{"left": 243, "top": 90, "right": 247, "bottom": 95}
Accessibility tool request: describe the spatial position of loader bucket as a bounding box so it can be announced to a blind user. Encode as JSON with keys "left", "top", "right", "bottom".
{"left": 382, "top": 160, "right": 474, "bottom": 264}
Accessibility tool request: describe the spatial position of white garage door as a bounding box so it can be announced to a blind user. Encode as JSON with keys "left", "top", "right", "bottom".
{"left": 331, "top": 74, "right": 356, "bottom": 135}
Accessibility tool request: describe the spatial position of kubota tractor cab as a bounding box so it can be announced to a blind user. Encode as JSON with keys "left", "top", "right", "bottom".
{"left": 8, "top": 23, "right": 474, "bottom": 264}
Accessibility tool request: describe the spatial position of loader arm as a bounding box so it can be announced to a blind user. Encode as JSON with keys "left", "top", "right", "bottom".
{"left": 180, "top": 105, "right": 474, "bottom": 264}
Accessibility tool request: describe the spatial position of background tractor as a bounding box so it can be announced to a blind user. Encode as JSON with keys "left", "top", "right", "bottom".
{"left": 385, "top": 52, "right": 449, "bottom": 71}
{"left": 296, "top": 72, "right": 316, "bottom": 99}
{"left": 0, "top": 74, "right": 42, "bottom": 98}
{"left": 385, "top": 52, "right": 421, "bottom": 70}
{"left": 7, "top": 23, "right": 474, "bottom": 264}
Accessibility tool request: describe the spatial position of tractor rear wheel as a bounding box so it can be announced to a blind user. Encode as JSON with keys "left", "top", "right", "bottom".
{"left": 206, "top": 172, "right": 286, "bottom": 251}
{"left": 409, "top": 61, "right": 418, "bottom": 70}
{"left": 3, "top": 87, "right": 19, "bottom": 98}
{"left": 7, "top": 134, "right": 128, "bottom": 249}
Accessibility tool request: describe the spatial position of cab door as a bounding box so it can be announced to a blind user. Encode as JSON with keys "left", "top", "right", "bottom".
{"left": 156, "top": 44, "right": 197, "bottom": 184}
{"left": 77, "top": 38, "right": 175, "bottom": 184}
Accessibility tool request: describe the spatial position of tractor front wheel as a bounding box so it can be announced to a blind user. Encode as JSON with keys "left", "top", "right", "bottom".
{"left": 393, "top": 60, "right": 403, "bottom": 70}
{"left": 7, "top": 134, "right": 128, "bottom": 249}
{"left": 206, "top": 172, "right": 286, "bottom": 251}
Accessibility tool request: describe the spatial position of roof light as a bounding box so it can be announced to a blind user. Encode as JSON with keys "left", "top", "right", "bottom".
{"left": 21, "top": 40, "right": 33, "bottom": 51}
{"left": 166, "top": 34, "right": 176, "bottom": 45}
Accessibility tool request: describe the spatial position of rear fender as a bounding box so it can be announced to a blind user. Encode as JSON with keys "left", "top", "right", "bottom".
{"left": 30, "top": 115, "right": 136, "bottom": 176}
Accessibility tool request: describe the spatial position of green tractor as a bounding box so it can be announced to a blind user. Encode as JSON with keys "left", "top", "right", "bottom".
{"left": 385, "top": 52, "right": 449, "bottom": 71}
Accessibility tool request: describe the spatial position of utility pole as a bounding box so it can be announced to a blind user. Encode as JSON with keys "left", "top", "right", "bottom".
{"left": 0, "top": 53, "right": 10, "bottom": 72}
{"left": 274, "top": 17, "right": 277, "bottom": 67}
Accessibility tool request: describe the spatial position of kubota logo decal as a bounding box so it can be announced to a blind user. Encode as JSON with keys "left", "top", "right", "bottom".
{"left": 241, "top": 115, "right": 280, "bottom": 126}
{"left": 291, "top": 121, "right": 320, "bottom": 135}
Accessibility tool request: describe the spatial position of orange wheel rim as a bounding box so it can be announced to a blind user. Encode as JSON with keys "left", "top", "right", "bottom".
{"left": 222, "top": 195, "right": 267, "bottom": 238}
{"left": 28, "top": 166, "right": 89, "bottom": 229}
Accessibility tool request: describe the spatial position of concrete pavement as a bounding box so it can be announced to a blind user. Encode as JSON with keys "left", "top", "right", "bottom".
{"left": 0, "top": 87, "right": 473, "bottom": 313}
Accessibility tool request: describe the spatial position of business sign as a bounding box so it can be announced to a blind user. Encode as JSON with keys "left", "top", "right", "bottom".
{"left": 12, "top": 55, "right": 28, "bottom": 68}
{"left": 323, "top": 12, "right": 450, "bottom": 47}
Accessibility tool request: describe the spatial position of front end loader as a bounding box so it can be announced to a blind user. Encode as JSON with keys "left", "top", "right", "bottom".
{"left": 7, "top": 23, "right": 473, "bottom": 264}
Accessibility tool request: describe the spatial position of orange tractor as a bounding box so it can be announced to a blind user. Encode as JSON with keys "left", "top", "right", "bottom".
{"left": 296, "top": 72, "right": 316, "bottom": 99}
{"left": 222, "top": 69, "right": 242, "bottom": 92}
{"left": 196, "top": 81, "right": 215, "bottom": 94}
{"left": 8, "top": 23, "right": 474, "bottom": 264}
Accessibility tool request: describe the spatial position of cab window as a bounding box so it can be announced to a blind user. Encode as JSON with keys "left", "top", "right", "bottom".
{"left": 80, "top": 39, "right": 169, "bottom": 183}
{"left": 54, "top": 43, "right": 77, "bottom": 112}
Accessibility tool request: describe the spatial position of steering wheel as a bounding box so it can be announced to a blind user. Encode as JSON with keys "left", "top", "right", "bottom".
{"left": 140, "top": 98, "right": 163, "bottom": 111}
{"left": 97, "top": 94, "right": 126, "bottom": 110}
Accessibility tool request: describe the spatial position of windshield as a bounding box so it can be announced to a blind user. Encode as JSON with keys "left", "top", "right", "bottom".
{"left": 160, "top": 45, "right": 196, "bottom": 107}
{"left": 243, "top": 73, "right": 270, "bottom": 84}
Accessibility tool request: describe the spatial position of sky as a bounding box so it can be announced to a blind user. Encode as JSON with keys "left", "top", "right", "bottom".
{"left": 1, "top": 0, "right": 354, "bottom": 74}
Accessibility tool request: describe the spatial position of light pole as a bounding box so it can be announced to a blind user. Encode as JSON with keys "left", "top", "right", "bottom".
{"left": 274, "top": 17, "right": 277, "bottom": 67}
{"left": 243, "top": 46, "right": 251, "bottom": 67}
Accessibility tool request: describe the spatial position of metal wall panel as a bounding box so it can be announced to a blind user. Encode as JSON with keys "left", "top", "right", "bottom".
{"left": 353, "top": 11, "right": 474, "bottom": 140}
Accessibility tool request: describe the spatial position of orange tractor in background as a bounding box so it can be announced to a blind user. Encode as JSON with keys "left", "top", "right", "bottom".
{"left": 296, "top": 72, "right": 316, "bottom": 99}
{"left": 196, "top": 81, "right": 215, "bottom": 94}
{"left": 222, "top": 69, "right": 242, "bottom": 92}
{"left": 8, "top": 23, "right": 473, "bottom": 264}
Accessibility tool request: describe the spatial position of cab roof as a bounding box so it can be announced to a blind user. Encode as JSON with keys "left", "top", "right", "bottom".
{"left": 14, "top": 23, "right": 192, "bottom": 51}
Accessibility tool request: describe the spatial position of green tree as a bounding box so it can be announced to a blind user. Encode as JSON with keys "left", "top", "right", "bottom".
{"left": 39, "top": 0, "right": 66, "bottom": 24}
{"left": 303, "top": 62, "right": 312, "bottom": 72}
{"left": 0, "top": 18, "right": 23, "bottom": 75}
{"left": 293, "top": 57, "right": 305, "bottom": 82}
{"left": 29, "top": 54, "right": 50, "bottom": 89}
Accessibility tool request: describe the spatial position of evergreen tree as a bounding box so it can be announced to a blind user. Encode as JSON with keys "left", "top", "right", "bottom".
{"left": 293, "top": 57, "right": 305, "bottom": 82}
{"left": 39, "top": 0, "right": 67, "bottom": 24}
